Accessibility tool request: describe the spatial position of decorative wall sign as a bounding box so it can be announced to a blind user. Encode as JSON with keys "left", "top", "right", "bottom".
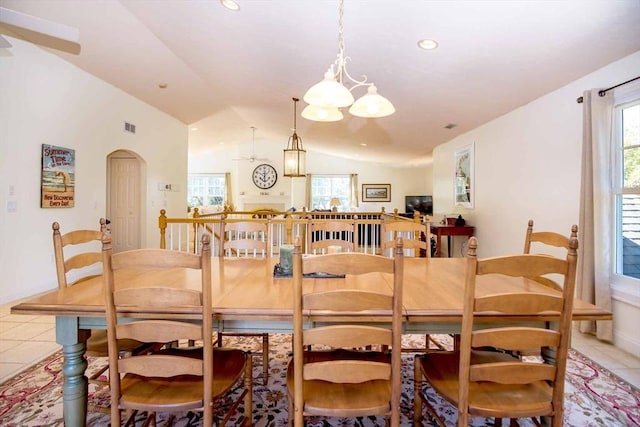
{"left": 454, "top": 142, "right": 474, "bottom": 208}
{"left": 41, "top": 144, "right": 75, "bottom": 208}
{"left": 362, "top": 184, "right": 391, "bottom": 202}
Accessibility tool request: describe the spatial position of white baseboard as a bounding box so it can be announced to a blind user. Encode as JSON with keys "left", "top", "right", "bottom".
{"left": 614, "top": 329, "right": 640, "bottom": 357}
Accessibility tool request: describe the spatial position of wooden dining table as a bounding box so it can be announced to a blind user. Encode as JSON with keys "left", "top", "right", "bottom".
{"left": 11, "top": 256, "right": 611, "bottom": 427}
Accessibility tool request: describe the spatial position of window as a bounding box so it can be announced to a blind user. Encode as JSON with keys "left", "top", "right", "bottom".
{"left": 187, "top": 174, "right": 225, "bottom": 207}
{"left": 614, "top": 101, "right": 640, "bottom": 281}
{"left": 310, "top": 175, "right": 351, "bottom": 210}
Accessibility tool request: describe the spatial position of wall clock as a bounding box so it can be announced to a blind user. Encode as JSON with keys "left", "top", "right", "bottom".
{"left": 252, "top": 164, "right": 278, "bottom": 189}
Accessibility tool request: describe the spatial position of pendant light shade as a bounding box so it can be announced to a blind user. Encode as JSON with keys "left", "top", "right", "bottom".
{"left": 303, "top": 69, "right": 354, "bottom": 108}
{"left": 283, "top": 97, "right": 306, "bottom": 177}
{"left": 301, "top": 104, "right": 344, "bottom": 122}
{"left": 348, "top": 85, "right": 396, "bottom": 118}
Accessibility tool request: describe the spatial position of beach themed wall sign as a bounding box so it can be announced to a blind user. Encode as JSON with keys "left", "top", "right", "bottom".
{"left": 41, "top": 144, "right": 75, "bottom": 208}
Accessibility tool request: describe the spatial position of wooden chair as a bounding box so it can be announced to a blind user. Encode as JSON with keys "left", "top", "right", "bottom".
{"left": 287, "top": 237, "right": 404, "bottom": 426}
{"left": 52, "top": 220, "right": 153, "bottom": 413}
{"left": 102, "top": 233, "right": 253, "bottom": 426}
{"left": 414, "top": 236, "right": 578, "bottom": 427}
{"left": 382, "top": 218, "right": 431, "bottom": 258}
{"left": 307, "top": 219, "right": 356, "bottom": 254}
{"left": 523, "top": 219, "right": 578, "bottom": 291}
{"left": 218, "top": 218, "right": 270, "bottom": 385}
{"left": 219, "top": 218, "right": 269, "bottom": 257}
{"left": 382, "top": 218, "right": 435, "bottom": 352}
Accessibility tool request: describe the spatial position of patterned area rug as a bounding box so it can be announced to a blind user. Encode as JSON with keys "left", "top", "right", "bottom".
{"left": 1, "top": 334, "right": 638, "bottom": 426}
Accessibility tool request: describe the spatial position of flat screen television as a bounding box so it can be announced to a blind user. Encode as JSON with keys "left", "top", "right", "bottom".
{"left": 405, "top": 195, "right": 433, "bottom": 216}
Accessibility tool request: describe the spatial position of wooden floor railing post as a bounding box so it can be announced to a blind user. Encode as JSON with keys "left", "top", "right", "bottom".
{"left": 159, "top": 209, "right": 167, "bottom": 249}
{"left": 192, "top": 207, "right": 200, "bottom": 253}
{"left": 285, "top": 215, "right": 293, "bottom": 244}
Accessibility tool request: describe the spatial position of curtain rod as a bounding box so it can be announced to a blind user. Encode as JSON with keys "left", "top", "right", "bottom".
{"left": 576, "top": 75, "right": 640, "bottom": 103}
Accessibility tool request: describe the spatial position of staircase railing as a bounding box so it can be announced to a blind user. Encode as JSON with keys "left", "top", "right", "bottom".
{"left": 158, "top": 207, "right": 428, "bottom": 256}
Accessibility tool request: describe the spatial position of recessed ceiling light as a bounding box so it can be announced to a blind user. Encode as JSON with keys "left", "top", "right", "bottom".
{"left": 158, "top": 83, "right": 168, "bottom": 89}
{"left": 220, "top": 0, "right": 240, "bottom": 11}
{"left": 360, "top": 143, "right": 367, "bottom": 147}
{"left": 418, "top": 39, "right": 438, "bottom": 50}
{"left": 190, "top": 127, "right": 198, "bottom": 131}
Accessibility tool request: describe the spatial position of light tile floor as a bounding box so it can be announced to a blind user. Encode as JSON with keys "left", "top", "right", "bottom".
{"left": 1, "top": 298, "right": 639, "bottom": 388}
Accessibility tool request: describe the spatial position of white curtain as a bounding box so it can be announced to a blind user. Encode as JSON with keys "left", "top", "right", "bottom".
{"left": 224, "top": 172, "right": 233, "bottom": 211}
{"left": 350, "top": 174, "right": 359, "bottom": 208}
{"left": 304, "top": 174, "right": 312, "bottom": 210}
{"left": 578, "top": 89, "right": 613, "bottom": 341}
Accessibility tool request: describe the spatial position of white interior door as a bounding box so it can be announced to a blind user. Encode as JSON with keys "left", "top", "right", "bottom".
{"left": 108, "top": 152, "right": 142, "bottom": 253}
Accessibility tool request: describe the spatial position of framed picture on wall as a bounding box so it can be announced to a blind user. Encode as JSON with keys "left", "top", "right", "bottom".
{"left": 41, "top": 144, "right": 75, "bottom": 208}
{"left": 454, "top": 142, "right": 474, "bottom": 208}
{"left": 362, "top": 184, "right": 391, "bottom": 202}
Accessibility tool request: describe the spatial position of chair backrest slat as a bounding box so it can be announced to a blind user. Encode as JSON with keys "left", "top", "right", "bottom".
{"left": 471, "top": 327, "right": 560, "bottom": 350}
{"left": 474, "top": 293, "right": 564, "bottom": 314}
{"left": 119, "top": 354, "right": 204, "bottom": 377}
{"left": 303, "top": 290, "right": 392, "bottom": 311}
{"left": 304, "top": 360, "right": 391, "bottom": 383}
{"left": 469, "top": 362, "right": 556, "bottom": 384}
{"left": 303, "top": 325, "right": 392, "bottom": 348}
{"left": 114, "top": 288, "right": 202, "bottom": 308}
{"left": 302, "top": 252, "right": 393, "bottom": 275}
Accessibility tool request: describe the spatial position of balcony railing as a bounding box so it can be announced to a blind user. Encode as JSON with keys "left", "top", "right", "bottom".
{"left": 158, "top": 207, "right": 430, "bottom": 257}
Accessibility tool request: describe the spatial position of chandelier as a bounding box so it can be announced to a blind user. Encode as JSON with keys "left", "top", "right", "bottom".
{"left": 301, "top": 0, "right": 395, "bottom": 122}
{"left": 283, "top": 97, "right": 306, "bottom": 177}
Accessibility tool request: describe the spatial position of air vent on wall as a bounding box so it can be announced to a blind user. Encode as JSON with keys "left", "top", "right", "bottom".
{"left": 124, "top": 122, "right": 136, "bottom": 133}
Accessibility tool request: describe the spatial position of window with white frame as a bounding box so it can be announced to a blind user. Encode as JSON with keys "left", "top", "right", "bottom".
{"left": 187, "top": 174, "right": 225, "bottom": 208}
{"left": 310, "top": 175, "right": 351, "bottom": 211}
{"left": 613, "top": 101, "right": 640, "bottom": 281}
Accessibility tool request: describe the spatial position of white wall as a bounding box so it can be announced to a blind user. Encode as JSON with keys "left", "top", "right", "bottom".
{"left": 0, "top": 38, "right": 188, "bottom": 304}
{"left": 432, "top": 50, "right": 640, "bottom": 355}
{"left": 189, "top": 141, "right": 432, "bottom": 214}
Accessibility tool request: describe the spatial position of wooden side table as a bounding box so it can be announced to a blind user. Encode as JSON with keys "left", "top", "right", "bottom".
{"left": 429, "top": 225, "right": 475, "bottom": 257}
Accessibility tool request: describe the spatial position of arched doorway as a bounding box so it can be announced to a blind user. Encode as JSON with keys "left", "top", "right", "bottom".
{"left": 107, "top": 150, "right": 146, "bottom": 252}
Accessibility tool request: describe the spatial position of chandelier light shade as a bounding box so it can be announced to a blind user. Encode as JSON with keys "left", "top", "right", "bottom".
{"left": 302, "top": 0, "right": 395, "bottom": 121}
{"left": 348, "top": 85, "right": 395, "bottom": 118}
{"left": 301, "top": 104, "right": 344, "bottom": 122}
{"left": 283, "top": 97, "right": 306, "bottom": 177}
{"left": 303, "top": 69, "right": 354, "bottom": 108}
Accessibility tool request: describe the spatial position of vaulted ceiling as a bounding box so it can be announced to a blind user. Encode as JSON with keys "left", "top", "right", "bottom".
{"left": 2, "top": 0, "right": 640, "bottom": 166}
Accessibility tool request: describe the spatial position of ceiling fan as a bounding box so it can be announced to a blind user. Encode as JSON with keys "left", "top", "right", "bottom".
{"left": 233, "top": 126, "right": 271, "bottom": 163}
{"left": 0, "top": 6, "right": 81, "bottom": 54}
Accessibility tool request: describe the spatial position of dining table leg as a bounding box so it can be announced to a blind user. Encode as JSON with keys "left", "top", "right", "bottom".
{"left": 56, "top": 316, "right": 91, "bottom": 427}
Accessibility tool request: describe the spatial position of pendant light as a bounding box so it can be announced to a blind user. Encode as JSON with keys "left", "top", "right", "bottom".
{"left": 283, "top": 97, "right": 306, "bottom": 177}
{"left": 302, "top": 0, "right": 395, "bottom": 121}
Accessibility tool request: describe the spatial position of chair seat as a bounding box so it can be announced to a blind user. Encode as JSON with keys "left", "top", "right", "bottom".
{"left": 286, "top": 349, "right": 392, "bottom": 417}
{"left": 419, "top": 350, "right": 554, "bottom": 418}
